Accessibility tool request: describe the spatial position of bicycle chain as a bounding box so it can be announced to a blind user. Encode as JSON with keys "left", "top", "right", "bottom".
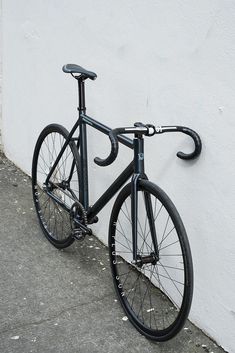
{"left": 70, "top": 200, "right": 87, "bottom": 226}
{"left": 70, "top": 201, "right": 88, "bottom": 240}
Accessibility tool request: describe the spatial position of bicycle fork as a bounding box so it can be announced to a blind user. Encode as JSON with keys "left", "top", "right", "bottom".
{"left": 131, "top": 136, "right": 159, "bottom": 266}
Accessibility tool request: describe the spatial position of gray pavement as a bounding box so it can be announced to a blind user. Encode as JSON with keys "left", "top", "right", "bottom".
{"left": 0, "top": 152, "right": 226, "bottom": 353}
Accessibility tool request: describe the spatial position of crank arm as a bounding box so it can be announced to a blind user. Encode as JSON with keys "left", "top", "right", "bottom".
{"left": 73, "top": 218, "right": 92, "bottom": 235}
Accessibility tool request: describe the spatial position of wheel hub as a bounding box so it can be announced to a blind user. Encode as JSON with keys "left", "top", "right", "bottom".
{"left": 136, "top": 252, "right": 158, "bottom": 267}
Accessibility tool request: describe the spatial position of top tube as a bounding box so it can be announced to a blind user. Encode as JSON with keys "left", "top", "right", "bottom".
{"left": 80, "top": 113, "right": 133, "bottom": 149}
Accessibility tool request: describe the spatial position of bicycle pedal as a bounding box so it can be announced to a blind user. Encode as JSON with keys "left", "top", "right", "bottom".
{"left": 86, "top": 227, "right": 92, "bottom": 235}
{"left": 72, "top": 226, "right": 92, "bottom": 239}
{"left": 72, "top": 230, "right": 86, "bottom": 241}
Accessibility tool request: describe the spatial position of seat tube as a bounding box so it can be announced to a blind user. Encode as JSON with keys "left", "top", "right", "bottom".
{"left": 78, "top": 78, "right": 89, "bottom": 210}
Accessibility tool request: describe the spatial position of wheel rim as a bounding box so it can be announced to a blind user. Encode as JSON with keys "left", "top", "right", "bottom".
{"left": 33, "top": 130, "right": 79, "bottom": 243}
{"left": 110, "top": 183, "right": 192, "bottom": 337}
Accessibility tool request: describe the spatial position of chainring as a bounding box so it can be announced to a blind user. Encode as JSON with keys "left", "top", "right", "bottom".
{"left": 70, "top": 201, "right": 87, "bottom": 240}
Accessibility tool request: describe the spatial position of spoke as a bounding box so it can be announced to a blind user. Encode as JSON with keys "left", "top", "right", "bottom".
{"left": 158, "top": 226, "right": 176, "bottom": 250}
{"left": 160, "top": 254, "right": 183, "bottom": 257}
{"left": 48, "top": 195, "right": 52, "bottom": 232}
{"left": 53, "top": 202, "right": 58, "bottom": 239}
{"left": 56, "top": 148, "right": 73, "bottom": 181}
{"left": 120, "top": 205, "right": 151, "bottom": 252}
{"left": 115, "top": 250, "right": 132, "bottom": 254}
{"left": 39, "top": 145, "right": 50, "bottom": 172}
{"left": 138, "top": 195, "right": 153, "bottom": 254}
{"left": 120, "top": 205, "right": 132, "bottom": 224}
{"left": 38, "top": 155, "right": 50, "bottom": 174}
{"left": 143, "top": 194, "right": 148, "bottom": 238}
{"left": 45, "top": 136, "right": 54, "bottom": 166}
{"left": 129, "top": 272, "right": 141, "bottom": 309}
{"left": 118, "top": 270, "right": 133, "bottom": 277}
{"left": 117, "top": 264, "right": 135, "bottom": 288}
{"left": 39, "top": 195, "right": 50, "bottom": 208}
{"left": 63, "top": 143, "right": 69, "bottom": 179}
{"left": 156, "top": 272, "right": 184, "bottom": 287}
{"left": 159, "top": 215, "right": 170, "bottom": 249}
{"left": 137, "top": 274, "right": 151, "bottom": 322}
{"left": 137, "top": 193, "right": 158, "bottom": 255}
{"left": 137, "top": 272, "right": 144, "bottom": 322}
{"left": 41, "top": 195, "right": 50, "bottom": 211}
{"left": 137, "top": 195, "right": 146, "bottom": 239}
{"left": 159, "top": 239, "right": 179, "bottom": 252}
{"left": 151, "top": 267, "right": 179, "bottom": 310}
{"left": 145, "top": 267, "right": 158, "bottom": 329}
{"left": 51, "top": 133, "right": 57, "bottom": 166}
{"left": 158, "top": 260, "right": 184, "bottom": 291}
{"left": 154, "top": 204, "right": 163, "bottom": 222}
{"left": 114, "top": 239, "right": 132, "bottom": 252}
{"left": 152, "top": 263, "right": 184, "bottom": 271}
{"left": 143, "top": 204, "right": 164, "bottom": 241}
{"left": 155, "top": 264, "right": 167, "bottom": 328}
{"left": 117, "top": 220, "right": 132, "bottom": 252}
{"left": 124, "top": 200, "right": 131, "bottom": 221}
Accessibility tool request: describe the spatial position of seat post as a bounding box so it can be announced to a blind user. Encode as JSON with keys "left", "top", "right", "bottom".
{"left": 77, "top": 76, "right": 89, "bottom": 210}
{"left": 77, "top": 77, "right": 86, "bottom": 114}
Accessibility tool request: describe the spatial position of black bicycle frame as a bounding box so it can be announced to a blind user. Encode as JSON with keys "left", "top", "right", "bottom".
{"left": 45, "top": 77, "right": 158, "bottom": 261}
{"left": 44, "top": 73, "right": 201, "bottom": 265}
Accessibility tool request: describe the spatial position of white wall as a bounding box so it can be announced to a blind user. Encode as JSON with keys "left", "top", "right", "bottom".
{"left": 1, "top": 1, "right": 235, "bottom": 351}
{"left": 0, "top": 0, "right": 2, "bottom": 150}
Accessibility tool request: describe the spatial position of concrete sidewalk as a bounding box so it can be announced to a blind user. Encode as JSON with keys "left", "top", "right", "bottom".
{"left": 0, "top": 152, "right": 226, "bottom": 353}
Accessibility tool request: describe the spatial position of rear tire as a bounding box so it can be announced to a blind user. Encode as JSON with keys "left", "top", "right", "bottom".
{"left": 32, "top": 124, "right": 80, "bottom": 248}
{"left": 109, "top": 180, "right": 193, "bottom": 341}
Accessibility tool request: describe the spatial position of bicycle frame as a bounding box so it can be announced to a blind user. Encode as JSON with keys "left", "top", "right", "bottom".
{"left": 44, "top": 78, "right": 159, "bottom": 261}
{"left": 46, "top": 112, "right": 155, "bottom": 259}
{"left": 45, "top": 75, "right": 203, "bottom": 262}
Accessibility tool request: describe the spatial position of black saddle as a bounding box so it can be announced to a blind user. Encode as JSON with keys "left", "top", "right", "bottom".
{"left": 62, "top": 64, "right": 97, "bottom": 80}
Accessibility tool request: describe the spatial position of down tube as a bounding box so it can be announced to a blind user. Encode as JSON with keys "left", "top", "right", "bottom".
{"left": 87, "top": 161, "right": 134, "bottom": 222}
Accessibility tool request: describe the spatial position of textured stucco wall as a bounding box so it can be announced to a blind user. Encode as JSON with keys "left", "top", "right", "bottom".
{"left": 0, "top": 0, "right": 2, "bottom": 150}
{"left": 1, "top": 1, "right": 235, "bottom": 351}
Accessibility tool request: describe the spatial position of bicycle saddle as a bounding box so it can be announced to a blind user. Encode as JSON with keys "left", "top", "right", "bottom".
{"left": 62, "top": 64, "right": 97, "bottom": 80}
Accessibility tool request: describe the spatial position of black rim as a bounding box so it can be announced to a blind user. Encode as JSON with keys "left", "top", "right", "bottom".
{"left": 32, "top": 126, "right": 80, "bottom": 244}
{"left": 109, "top": 181, "right": 193, "bottom": 340}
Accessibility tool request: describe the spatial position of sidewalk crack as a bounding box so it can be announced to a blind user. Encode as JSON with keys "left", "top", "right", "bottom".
{"left": 0, "top": 291, "right": 114, "bottom": 335}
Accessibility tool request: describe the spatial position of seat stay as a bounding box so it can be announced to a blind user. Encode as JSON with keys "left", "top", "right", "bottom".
{"left": 45, "top": 119, "right": 80, "bottom": 185}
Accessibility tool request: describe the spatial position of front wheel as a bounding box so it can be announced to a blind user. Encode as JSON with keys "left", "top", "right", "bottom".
{"left": 109, "top": 180, "right": 193, "bottom": 341}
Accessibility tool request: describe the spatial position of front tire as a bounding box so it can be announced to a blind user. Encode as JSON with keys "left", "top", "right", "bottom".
{"left": 109, "top": 180, "right": 193, "bottom": 341}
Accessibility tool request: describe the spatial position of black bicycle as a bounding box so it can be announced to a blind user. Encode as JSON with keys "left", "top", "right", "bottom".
{"left": 32, "top": 64, "right": 202, "bottom": 341}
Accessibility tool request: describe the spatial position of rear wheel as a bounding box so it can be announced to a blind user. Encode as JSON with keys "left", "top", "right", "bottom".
{"left": 109, "top": 180, "right": 193, "bottom": 341}
{"left": 32, "top": 124, "right": 80, "bottom": 248}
